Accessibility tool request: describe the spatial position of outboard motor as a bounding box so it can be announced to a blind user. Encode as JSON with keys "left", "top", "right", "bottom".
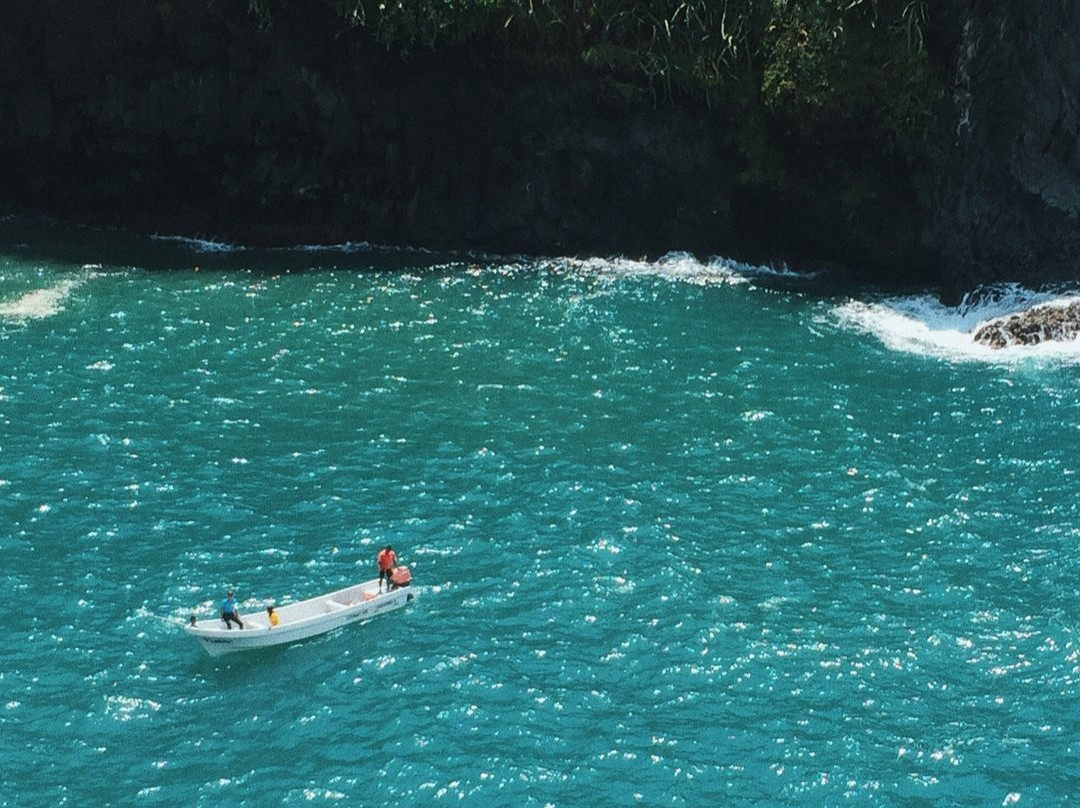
{"left": 390, "top": 565, "right": 412, "bottom": 589}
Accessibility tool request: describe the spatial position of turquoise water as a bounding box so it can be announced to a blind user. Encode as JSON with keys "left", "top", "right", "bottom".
{"left": 2, "top": 220, "right": 1079, "bottom": 806}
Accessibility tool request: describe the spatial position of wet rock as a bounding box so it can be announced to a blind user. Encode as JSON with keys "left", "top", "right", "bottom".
{"left": 972, "top": 301, "right": 1080, "bottom": 348}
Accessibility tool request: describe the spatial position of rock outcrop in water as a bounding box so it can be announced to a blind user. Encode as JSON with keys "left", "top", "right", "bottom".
{"left": 972, "top": 301, "right": 1080, "bottom": 348}
{"left": 1, "top": 1, "right": 1080, "bottom": 299}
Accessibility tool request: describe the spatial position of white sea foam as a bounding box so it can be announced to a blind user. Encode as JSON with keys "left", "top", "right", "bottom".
{"left": 149, "top": 233, "right": 241, "bottom": 252}
{"left": 834, "top": 284, "right": 1080, "bottom": 363}
{"left": 0, "top": 278, "right": 82, "bottom": 322}
{"left": 552, "top": 251, "right": 804, "bottom": 287}
{"left": 286, "top": 240, "right": 434, "bottom": 255}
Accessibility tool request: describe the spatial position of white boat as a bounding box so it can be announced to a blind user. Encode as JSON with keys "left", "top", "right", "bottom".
{"left": 183, "top": 572, "right": 413, "bottom": 657}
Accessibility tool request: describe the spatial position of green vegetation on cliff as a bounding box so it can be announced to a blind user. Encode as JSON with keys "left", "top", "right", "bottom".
{"left": 312, "top": 0, "right": 936, "bottom": 137}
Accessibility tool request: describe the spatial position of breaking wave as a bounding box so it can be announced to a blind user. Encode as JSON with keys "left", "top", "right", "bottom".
{"left": 541, "top": 251, "right": 815, "bottom": 287}
{"left": 147, "top": 233, "right": 241, "bottom": 252}
{"left": 834, "top": 283, "right": 1080, "bottom": 362}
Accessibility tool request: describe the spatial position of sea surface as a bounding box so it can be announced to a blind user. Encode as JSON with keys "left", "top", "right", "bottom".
{"left": 2, "top": 218, "right": 1079, "bottom": 807}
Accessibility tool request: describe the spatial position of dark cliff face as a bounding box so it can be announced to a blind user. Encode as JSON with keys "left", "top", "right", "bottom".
{"left": 1, "top": 0, "right": 1078, "bottom": 297}
{"left": 922, "top": 1, "right": 1080, "bottom": 301}
{"left": 0, "top": 0, "right": 746, "bottom": 257}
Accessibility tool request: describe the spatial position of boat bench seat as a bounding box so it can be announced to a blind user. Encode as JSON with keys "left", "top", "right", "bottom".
{"left": 324, "top": 600, "right": 348, "bottom": 612}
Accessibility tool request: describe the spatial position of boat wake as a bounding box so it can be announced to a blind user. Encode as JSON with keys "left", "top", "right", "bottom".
{"left": 834, "top": 284, "right": 1080, "bottom": 363}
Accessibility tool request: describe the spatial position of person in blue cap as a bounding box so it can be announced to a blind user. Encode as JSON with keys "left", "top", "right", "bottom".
{"left": 220, "top": 590, "right": 244, "bottom": 629}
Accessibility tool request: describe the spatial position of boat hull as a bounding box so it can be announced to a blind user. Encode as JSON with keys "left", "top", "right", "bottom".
{"left": 183, "top": 578, "right": 413, "bottom": 657}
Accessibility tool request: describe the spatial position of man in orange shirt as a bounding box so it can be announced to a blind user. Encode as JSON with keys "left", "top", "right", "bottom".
{"left": 377, "top": 545, "right": 397, "bottom": 591}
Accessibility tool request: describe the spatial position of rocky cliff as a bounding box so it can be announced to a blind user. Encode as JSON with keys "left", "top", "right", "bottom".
{"left": 923, "top": 1, "right": 1080, "bottom": 301}
{"left": 1, "top": 1, "right": 1078, "bottom": 299}
{"left": 0, "top": 1, "right": 746, "bottom": 256}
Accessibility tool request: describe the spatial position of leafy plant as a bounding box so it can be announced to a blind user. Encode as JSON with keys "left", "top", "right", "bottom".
{"left": 314, "top": 0, "right": 937, "bottom": 132}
